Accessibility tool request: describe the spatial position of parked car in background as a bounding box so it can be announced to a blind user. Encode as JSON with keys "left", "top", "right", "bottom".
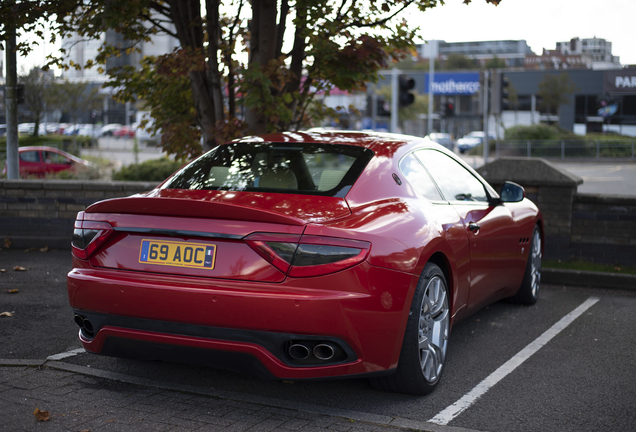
{"left": 113, "top": 125, "right": 136, "bottom": 138}
{"left": 99, "top": 123, "right": 123, "bottom": 137}
{"left": 456, "top": 131, "right": 496, "bottom": 153}
{"left": 63, "top": 124, "right": 100, "bottom": 138}
{"left": 68, "top": 131, "right": 543, "bottom": 395}
{"left": 0, "top": 124, "right": 6, "bottom": 137}
{"left": 426, "top": 133, "right": 455, "bottom": 151}
{"left": 3, "top": 146, "right": 92, "bottom": 178}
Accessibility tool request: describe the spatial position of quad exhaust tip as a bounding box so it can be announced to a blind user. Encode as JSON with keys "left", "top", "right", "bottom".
{"left": 74, "top": 314, "right": 94, "bottom": 337}
{"left": 288, "top": 342, "right": 336, "bottom": 362}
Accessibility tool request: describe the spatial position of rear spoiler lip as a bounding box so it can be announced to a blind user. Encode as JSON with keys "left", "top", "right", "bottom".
{"left": 112, "top": 227, "right": 244, "bottom": 240}
{"left": 85, "top": 196, "right": 308, "bottom": 226}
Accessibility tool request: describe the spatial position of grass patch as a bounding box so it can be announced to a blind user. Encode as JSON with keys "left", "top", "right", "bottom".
{"left": 543, "top": 259, "right": 636, "bottom": 276}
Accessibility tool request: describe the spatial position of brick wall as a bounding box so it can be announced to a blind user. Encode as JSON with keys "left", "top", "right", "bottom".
{"left": 476, "top": 158, "right": 636, "bottom": 266}
{"left": 2, "top": 177, "right": 635, "bottom": 265}
{"left": 0, "top": 180, "right": 157, "bottom": 249}
{"left": 570, "top": 194, "right": 636, "bottom": 265}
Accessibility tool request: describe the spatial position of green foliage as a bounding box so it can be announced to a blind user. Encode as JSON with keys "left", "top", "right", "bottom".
{"left": 2, "top": 0, "right": 502, "bottom": 158}
{"left": 484, "top": 56, "right": 507, "bottom": 69}
{"left": 504, "top": 125, "right": 578, "bottom": 140}
{"left": 0, "top": 135, "right": 92, "bottom": 151}
{"left": 544, "top": 259, "right": 636, "bottom": 276}
{"left": 537, "top": 73, "right": 578, "bottom": 116}
{"left": 105, "top": 50, "right": 206, "bottom": 160}
{"left": 112, "top": 158, "right": 183, "bottom": 182}
{"left": 442, "top": 54, "right": 478, "bottom": 70}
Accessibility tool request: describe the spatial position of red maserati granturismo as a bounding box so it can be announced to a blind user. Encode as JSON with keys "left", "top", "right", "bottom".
{"left": 67, "top": 131, "right": 543, "bottom": 395}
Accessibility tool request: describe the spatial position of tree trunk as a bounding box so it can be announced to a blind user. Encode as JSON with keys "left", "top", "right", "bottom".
{"left": 287, "top": 5, "right": 307, "bottom": 129}
{"left": 206, "top": 0, "right": 225, "bottom": 131}
{"left": 168, "top": 0, "right": 217, "bottom": 151}
{"left": 245, "top": 0, "right": 278, "bottom": 135}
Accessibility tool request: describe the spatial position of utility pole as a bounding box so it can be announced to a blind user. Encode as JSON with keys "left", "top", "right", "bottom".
{"left": 390, "top": 69, "right": 399, "bottom": 133}
{"left": 5, "top": 19, "right": 19, "bottom": 180}
{"left": 482, "top": 70, "right": 490, "bottom": 164}
{"left": 428, "top": 53, "right": 435, "bottom": 135}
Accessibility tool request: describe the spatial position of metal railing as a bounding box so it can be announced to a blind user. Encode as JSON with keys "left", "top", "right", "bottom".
{"left": 495, "top": 140, "right": 636, "bottom": 161}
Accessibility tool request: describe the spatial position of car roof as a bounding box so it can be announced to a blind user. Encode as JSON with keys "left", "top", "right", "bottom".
{"left": 17, "top": 146, "right": 86, "bottom": 163}
{"left": 232, "top": 130, "right": 434, "bottom": 159}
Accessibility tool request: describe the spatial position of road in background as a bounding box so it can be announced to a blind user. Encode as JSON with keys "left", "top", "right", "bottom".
{"left": 458, "top": 154, "right": 636, "bottom": 197}
{"left": 552, "top": 162, "right": 636, "bottom": 196}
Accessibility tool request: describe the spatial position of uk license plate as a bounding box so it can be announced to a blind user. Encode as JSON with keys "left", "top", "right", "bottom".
{"left": 139, "top": 239, "right": 216, "bottom": 270}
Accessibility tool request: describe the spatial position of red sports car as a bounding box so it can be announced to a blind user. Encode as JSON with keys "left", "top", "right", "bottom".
{"left": 67, "top": 131, "right": 543, "bottom": 395}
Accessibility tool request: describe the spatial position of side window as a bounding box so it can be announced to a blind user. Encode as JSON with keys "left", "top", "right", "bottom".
{"left": 398, "top": 153, "right": 443, "bottom": 201}
{"left": 19, "top": 151, "right": 40, "bottom": 163}
{"left": 415, "top": 150, "right": 488, "bottom": 203}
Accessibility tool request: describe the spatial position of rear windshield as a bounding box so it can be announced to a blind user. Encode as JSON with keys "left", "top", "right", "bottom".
{"left": 162, "top": 142, "right": 374, "bottom": 197}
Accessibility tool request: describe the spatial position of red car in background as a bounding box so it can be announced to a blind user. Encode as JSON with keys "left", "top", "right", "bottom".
{"left": 67, "top": 131, "right": 543, "bottom": 395}
{"left": 3, "top": 146, "right": 91, "bottom": 178}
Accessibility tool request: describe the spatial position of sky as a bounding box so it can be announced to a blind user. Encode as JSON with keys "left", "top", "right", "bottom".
{"left": 9, "top": 0, "right": 636, "bottom": 76}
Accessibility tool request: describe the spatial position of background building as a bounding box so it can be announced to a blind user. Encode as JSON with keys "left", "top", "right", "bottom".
{"left": 62, "top": 26, "right": 179, "bottom": 125}
{"left": 418, "top": 40, "right": 534, "bottom": 68}
{"left": 555, "top": 37, "right": 621, "bottom": 70}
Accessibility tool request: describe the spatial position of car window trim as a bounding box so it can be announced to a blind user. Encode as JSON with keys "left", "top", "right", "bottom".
{"left": 413, "top": 148, "right": 500, "bottom": 206}
{"left": 397, "top": 151, "right": 448, "bottom": 205}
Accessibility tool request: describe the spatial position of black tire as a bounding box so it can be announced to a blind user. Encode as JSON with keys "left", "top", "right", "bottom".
{"left": 511, "top": 225, "right": 542, "bottom": 305}
{"left": 370, "top": 263, "right": 450, "bottom": 395}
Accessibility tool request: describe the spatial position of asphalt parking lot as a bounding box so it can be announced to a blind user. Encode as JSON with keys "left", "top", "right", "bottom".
{"left": 1, "top": 249, "right": 635, "bottom": 432}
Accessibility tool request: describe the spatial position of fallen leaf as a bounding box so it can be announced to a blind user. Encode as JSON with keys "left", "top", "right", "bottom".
{"left": 4, "top": 238, "right": 11, "bottom": 249}
{"left": 0, "top": 269, "right": 6, "bottom": 273}
{"left": 40, "top": 246, "right": 49, "bottom": 252}
{"left": 6, "top": 289, "right": 18, "bottom": 294}
{"left": 79, "top": 429, "right": 91, "bottom": 432}
{"left": 33, "top": 407, "right": 50, "bottom": 422}
{"left": 13, "top": 266, "right": 28, "bottom": 271}
{"left": 0, "top": 312, "right": 13, "bottom": 317}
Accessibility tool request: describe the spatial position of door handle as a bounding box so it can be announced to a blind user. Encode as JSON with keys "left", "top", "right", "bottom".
{"left": 468, "top": 222, "right": 480, "bottom": 232}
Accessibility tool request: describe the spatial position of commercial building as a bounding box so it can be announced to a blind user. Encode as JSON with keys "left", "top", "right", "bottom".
{"left": 555, "top": 37, "right": 621, "bottom": 70}
{"left": 62, "top": 27, "right": 179, "bottom": 125}
{"left": 418, "top": 40, "right": 534, "bottom": 68}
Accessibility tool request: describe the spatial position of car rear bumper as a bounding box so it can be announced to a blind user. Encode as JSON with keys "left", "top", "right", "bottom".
{"left": 67, "top": 261, "right": 418, "bottom": 379}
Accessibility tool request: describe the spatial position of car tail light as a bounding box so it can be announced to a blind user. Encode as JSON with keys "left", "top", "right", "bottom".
{"left": 72, "top": 218, "right": 116, "bottom": 259}
{"left": 245, "top": 233, "right": 370, "bottom": 278}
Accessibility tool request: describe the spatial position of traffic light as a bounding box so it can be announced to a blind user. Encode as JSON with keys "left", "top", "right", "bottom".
{"left": 501, "top": 76, "right": 510, "bottom": 110}
{"left": 398, "top": 75, "right": 415, "bottom": 107}
{"left": 377, "top": 98, "right": 391, "bottom": 117}
{"left": 444, "top": 102, "right": 454, "bottom": 117}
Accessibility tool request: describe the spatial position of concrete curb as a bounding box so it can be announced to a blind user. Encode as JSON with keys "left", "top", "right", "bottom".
{"left": 543, "top": 268, "right": 636, "bottom": 291}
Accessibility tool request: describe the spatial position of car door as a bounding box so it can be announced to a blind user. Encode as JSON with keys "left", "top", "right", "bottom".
{"left": 414, "top": 149, "right": 522, "bottom": 312}
{"left": 18, "top": 150, "right": 43, "bottom": 177}
{"left": 43, "top": 149, "right": 74, "bottom": 174}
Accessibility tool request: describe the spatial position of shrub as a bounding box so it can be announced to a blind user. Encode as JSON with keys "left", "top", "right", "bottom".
{"left": 112, "top": 158, "right": 183, "bottom": 182}
{"left": 504, "top": 125, "right": 562, "bottom": 140}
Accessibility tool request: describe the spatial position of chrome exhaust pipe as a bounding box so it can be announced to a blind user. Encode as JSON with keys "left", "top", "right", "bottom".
{"left": 83, "top": 318, "right": 94, "bottom": 334}
{"left": 289, "top": 344, "right": 310, "bottom": 360}
{"left": 313, "top": 343, "right": 335, "bottom": 361}
{"left": 74, "top": 314, "right": 85, "bottom": 328}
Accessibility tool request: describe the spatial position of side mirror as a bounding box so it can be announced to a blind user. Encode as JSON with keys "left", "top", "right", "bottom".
{"left": 500, "top": 181, "right": 525, "bottom": 203}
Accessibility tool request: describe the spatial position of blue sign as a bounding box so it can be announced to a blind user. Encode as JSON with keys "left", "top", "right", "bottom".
{"left": 425, "top": 72, "right": 480, "bottom": 95}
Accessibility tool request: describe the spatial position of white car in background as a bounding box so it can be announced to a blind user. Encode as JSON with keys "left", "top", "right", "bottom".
{"left": 456, "top": 131, "right": 496, "bottom": 153}
{"left": 426, "top": 133, "right": 455, "bottom": 151}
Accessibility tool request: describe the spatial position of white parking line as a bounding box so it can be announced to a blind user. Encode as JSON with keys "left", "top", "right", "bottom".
{"left": 430, "top": 296, "right": 600, "bottom": 426}
{"left": 47, "top": 348, "right": 86, "bottom": 361}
